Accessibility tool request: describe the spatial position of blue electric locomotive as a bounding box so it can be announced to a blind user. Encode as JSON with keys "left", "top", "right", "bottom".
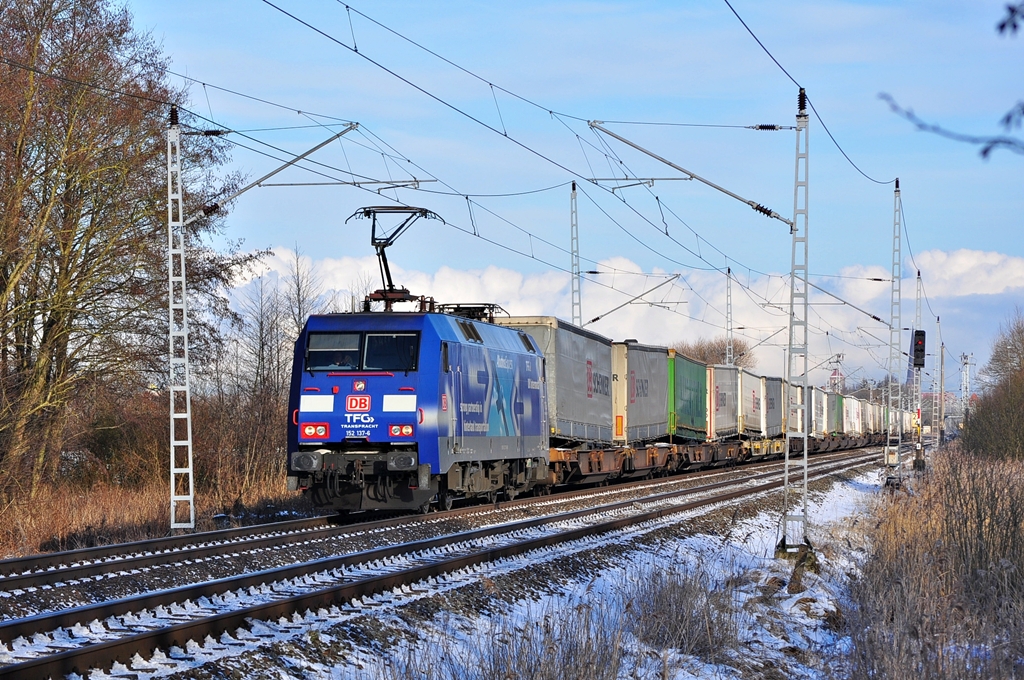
{"left": 286, "top": 310, "right": 552, "bottom": 512}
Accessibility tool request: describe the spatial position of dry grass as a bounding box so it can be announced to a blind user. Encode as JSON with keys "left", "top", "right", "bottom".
{"left": 0, "top": 477, "right": 318, "bottom": 558}
{"left": 623, "top": 565, "right": 740, "bottom": 664}
{"left": 844, "top": 446, "right": 1024, "bottom": 679}
{"left": 372, "top": 559, "right": 742, "bottom": 680}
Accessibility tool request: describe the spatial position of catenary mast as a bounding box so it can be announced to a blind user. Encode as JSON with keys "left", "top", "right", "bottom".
{"left": 884, "top": 181, "right": 903, "bottom": 485}
{"left": 167, "top": 107, "right": 195, "bottom": 529}
{"left": 779, "top": 88, "right": 809, "bottom": 554}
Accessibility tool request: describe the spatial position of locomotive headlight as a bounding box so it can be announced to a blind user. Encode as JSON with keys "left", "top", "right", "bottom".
{"left": 401, "top": 425, "right": 413, "bottom": 436}
{"left": 389, "top": 425, "right": 402, "bottom": 437}
{"left": 316, "top": 425, "right": 326, "bottom": 437}
{"left": 303, "top": 425, "right": 316, "bottom": 437}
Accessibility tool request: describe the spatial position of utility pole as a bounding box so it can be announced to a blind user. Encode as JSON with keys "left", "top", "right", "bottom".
{"left": 884, "top": 180, "right": 903, "bottom": 486}
{"left": 571, "top": 181, "right": 581, "bottom": 326}
{"left": 726, "top": 267, "right": 734, "bottom": 365}
{"left": 779, "top": 88, "right": 810, "bottom": 556}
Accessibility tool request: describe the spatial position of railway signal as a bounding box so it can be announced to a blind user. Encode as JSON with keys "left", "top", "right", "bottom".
{"left": 913, "top": 330, "right": 926, "bottom": 368}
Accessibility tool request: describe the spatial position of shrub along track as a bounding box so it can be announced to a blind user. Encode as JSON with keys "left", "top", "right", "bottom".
{"left": 0, "top": 449, "right": 881, "bottom": 679}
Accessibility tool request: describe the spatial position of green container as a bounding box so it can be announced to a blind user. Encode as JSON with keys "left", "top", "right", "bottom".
{"left": 670, "top": 351, "right": 707, "bottom": 442}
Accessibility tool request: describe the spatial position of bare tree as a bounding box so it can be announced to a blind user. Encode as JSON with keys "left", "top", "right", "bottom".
{"left": 673, "top": 336, "right": 757, "bottom": 369}
{"left": 978, "top": 307, "right": 1024, "bottom": 390}
{"left": 283, "top": 246, "right": 326, "bottom": 337}
{"left": 0, "top": 0, "right": 256, "bottom": 497}
{"left": 963, "top": 308, "right": 1024, "bottom": 459}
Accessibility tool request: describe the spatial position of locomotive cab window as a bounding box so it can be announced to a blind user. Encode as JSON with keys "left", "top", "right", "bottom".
{"left": 306, "top": 332, "right": 361, "bottom": 371}
{"left": 364, "top": 333, "right": 420, "bottom": 372}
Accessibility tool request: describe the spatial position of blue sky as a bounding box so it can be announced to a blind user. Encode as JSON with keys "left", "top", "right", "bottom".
{"left": 131, "top": 0, "right": 1023, "bottom": 392}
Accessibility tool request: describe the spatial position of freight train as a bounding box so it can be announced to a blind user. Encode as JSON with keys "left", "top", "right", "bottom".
{"left": 286, "top": 308, "right": 907, "bottom": 512}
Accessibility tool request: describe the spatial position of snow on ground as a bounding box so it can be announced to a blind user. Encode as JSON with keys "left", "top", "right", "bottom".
{"left": 339, "top": 466, "right": 884, "bottom": 680}
{"left": 123, "top": 464, "right": 882, "bottom": 680}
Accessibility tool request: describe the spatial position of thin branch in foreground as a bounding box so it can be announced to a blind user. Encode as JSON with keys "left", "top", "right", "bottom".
{"left": 879, "top": 93, "right": 1024, "bottom": 158}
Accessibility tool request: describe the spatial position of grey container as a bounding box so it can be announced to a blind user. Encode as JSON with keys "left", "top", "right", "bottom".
{"left": 843, "top": 396, "right": 863, "bottom": 436}
{"left": 763, "top": 377, "right": 783, "bottom": 437}
{"left": 495, "top": 316, "right": 613, "bottom": 444}
{"left": 708, "top": 365, "right": 739, "bottom": 439}
{"left": 739, "top": 369, "right": 765, "bottom": 437}
{"left": 612, "top": 341, "right": 669, "bottom": 444}
{"left": 810, "top": 386, "right": 827, "bottom": 438}
{"left": 785, "top": 381, "right": 802, "bottom": 434}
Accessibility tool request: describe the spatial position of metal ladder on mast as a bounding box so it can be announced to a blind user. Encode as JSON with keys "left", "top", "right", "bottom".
{"left": 167, "top": 107, "right": 195, "bottom": 529}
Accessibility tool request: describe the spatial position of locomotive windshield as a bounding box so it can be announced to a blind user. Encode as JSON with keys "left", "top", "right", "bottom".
{"left": 364, "top": 333, "right": 419, "bottom": 372}
{"left": 306, "top": 332, "right": 360, "bottom": 371}
{"left": 305, "top": 331, "right": 419, "bottom": 372}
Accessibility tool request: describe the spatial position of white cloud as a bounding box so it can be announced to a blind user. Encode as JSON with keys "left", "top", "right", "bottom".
{"left": 916, "top": 249, "right": 1024, "bottom": 297}
{"left": 233, "top": 246, "right": 1024, "bottom": 387}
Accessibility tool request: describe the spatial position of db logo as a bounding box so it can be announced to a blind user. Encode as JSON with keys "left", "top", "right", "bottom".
{"left": 346, "top": 395, "right": 371, "bottom": 412}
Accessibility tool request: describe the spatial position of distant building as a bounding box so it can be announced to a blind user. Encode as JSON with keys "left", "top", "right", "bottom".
{"left": 827, "top": 368, "right": 845, "bottom": 394}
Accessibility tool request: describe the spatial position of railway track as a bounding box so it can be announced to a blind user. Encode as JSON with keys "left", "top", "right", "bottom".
{"left": 0, "top": 449, "right": 871, "bottom": 597}
{"left": 0, "top": 449, "right": 882, "bottom": 680}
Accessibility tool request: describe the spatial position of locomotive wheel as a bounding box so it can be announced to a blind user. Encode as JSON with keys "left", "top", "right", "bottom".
{"left": 418, "top": 501, "right": 432, "bottom": 514}
{"left": 440, "top": 491, "right": 454, "bottom": 512}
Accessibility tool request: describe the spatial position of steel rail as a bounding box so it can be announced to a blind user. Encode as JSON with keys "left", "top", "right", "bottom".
{"left": 0, "top": 448, "right": 870, "bottom": 591}
{"left": 0, "top": 451, "right": 879, "bottom": 679}
{"left": 0, "top": 515, "right": 334, "bottom": 578}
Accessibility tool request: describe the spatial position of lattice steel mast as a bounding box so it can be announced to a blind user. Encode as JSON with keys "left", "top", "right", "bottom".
{"left": 940, "top": 340, "right": 947, "bottom": 444}
{"left": 960, "top": 353, "right": 973, "bottom": 422}
{"left": 726, "top": 267, "right": 734, "bottom": 365}
{"left": 779, "top": 88, "right": 809, "bottom": 554}
{"left": 930, "top": 316, "right": 941, "bottom": 448}
{"left": 884, "top": 180, "right": 903, "bottom": 485}
{"left": 166, "top": 112, "right": 358, "bottom": 529}
{"left": 571, "top": 181, "right": 581, "bottom": 326}
{"left": 913, "top": 271, "right": 924, "bottom": 469}
{"left": 167, "top": 107, "right": 194, "bottom": 529}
